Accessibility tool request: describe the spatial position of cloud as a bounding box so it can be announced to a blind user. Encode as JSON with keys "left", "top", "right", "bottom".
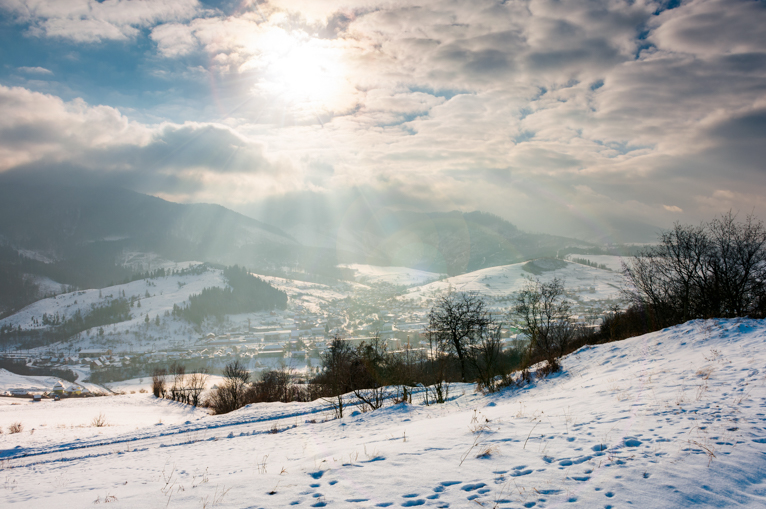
{"left": 17, "top": 66, "right": 53, "bottom": 75}
{"left": 0, "top": 85, "right": 293, "bottom": 202}
{"left": 3, "top": 0, "right": 766, "bottom": 240}
{"left": 1, "top": 0, "right": 201, "bottom": 42}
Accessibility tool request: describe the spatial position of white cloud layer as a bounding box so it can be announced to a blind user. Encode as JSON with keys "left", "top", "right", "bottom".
{"left": 1, "top": 0, "right": 200, "bottom": 42}
{"left": 2, "top": 0, "right": 766, "bottom": 239}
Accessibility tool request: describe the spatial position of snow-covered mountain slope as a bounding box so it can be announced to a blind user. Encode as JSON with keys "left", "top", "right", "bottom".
{"left": 2, "top": 318, "right": 765, "bottom": 508}
{"left": 0, "top": 265, "right": 225, "bottom": 334}
{"left": 341, "top": 264, "right": 446, "bottom": 287}
{"left": 404, "top": 258, "right": 624, "bottom": 304}
{"left": 255, "top": 273, "right": 368, "bottom": 314}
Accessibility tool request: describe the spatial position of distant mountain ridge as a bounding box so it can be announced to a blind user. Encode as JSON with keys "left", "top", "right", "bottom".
{"left": 260, "top": 198, "right": 595, "bottom": 275}
{"left": 0, "top": 183, "right": 599, "bottom": 315}
{"left": 0, "top": 183, "right": 296, "bottom": 257}
{"left": 0, "top": 184, "right": 303, "bottom": 315}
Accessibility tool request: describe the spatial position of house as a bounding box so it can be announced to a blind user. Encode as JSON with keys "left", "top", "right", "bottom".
{"left": 52, "top": 381, "right": 66, "bottom": 394}
{"left": 259, "top": 343, "right": 285, "bottom": 358}
{"left": 78, "top": 349, "right": 111, "bottom": 359}
{"left": 65, "top": 384, "right": 83, "bottom": 396}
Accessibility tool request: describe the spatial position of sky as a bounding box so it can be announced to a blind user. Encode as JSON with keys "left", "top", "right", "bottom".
{"left": 0, "top": 0, "right": 764, "bottom": 242}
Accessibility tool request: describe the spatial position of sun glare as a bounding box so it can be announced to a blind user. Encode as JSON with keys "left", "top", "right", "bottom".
{"left": 252, "top": 34, "right": 353, "bottom": 113}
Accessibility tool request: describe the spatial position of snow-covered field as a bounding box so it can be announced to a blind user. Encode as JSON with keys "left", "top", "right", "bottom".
{"left": 341, "top": 264, "right": 446, "bottom": 287}
{"left": 255, "top": 274, "right": 368, "bottom": 314}
{"left": 567, "top": 255, "right": 627, "bottom": 273}
{"left": 3, "top": 318, "right": 766, "bottom": 508}
{"left": 104, "top": 375, "right": 226, "bottom": 396}
{"left": 0, "top": 369, "right": 106, "bottom": 396}
{"left": 404, "top": 259, "right": 624, "bottom": 304}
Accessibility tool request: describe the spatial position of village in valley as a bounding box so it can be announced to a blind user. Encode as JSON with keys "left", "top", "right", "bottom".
{"left": 0, "top": 255, "right": 626, "bottom": 397}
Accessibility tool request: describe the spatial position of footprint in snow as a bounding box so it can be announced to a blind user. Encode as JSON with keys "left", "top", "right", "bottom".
{"left": 510, "top": 469, "right": 533, "bottom": 477}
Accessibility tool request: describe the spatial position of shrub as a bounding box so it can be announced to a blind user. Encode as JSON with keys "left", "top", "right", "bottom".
{"left": 207, "top": 360, "right": 250, "bottom": 414}
{"left": 151, "top": 368, "right": 167, "bottom": 398}
{"left": 8, "top": 422, "right": 23, "bottom": 434}
{"left": 91, "top": 413, "right": 107, "bottom": 427}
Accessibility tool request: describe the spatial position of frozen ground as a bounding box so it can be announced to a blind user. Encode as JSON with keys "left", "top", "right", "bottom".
{"left": 2, "top": 318, "right": 766, "bottom": 508}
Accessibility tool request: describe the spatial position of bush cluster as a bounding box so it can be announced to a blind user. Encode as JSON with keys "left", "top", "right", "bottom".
{"left": 151, "top": 363, "right": 208, "bottom": 407}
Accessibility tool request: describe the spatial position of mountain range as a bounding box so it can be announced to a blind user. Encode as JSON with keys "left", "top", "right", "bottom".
{"left": 0, "top": 183, "right": 604, "bottom": 315}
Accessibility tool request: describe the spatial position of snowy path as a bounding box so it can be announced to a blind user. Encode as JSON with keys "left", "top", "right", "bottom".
{"left": 2, "top": 319, "right": 766, "bottom": 508}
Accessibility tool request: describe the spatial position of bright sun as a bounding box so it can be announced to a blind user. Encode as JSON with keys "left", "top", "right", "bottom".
{"left": 273, "top": 46, "right": 339, "bottom": 102}
{"left": 253, "top": 34, "right": 352, "bottom": 113}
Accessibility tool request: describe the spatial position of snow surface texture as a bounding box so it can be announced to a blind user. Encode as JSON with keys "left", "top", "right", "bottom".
{"left": 3, "top": 318, "right": 766, "bottom": 507}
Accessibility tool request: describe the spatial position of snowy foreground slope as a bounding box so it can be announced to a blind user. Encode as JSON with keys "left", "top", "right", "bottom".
{"left": 2, "top": 319, "right": 766, "bottom": 508}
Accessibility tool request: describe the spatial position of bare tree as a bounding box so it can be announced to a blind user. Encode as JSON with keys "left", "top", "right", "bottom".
{"left": 249, "top": 366, "right": 294, "bottom": 403}
{"left": 514, "top": 277, "right": 573, "bottom": 367}
{"left": 426, "top": 291, "right": 490, "bottom": 382}
{"left": 468, "top": 317, "right": 504, "bottom": 393}
{"left": 319, "top": 336, "right": 353, "bottom": 418}
{"left": 424, "top": 328, "right": 451, "bottom": 404}
{"left": 623, "top": 213, "right": 766, "bottom": 322}
{"left": 705, "top": 213, "right": 766, "bottom": 318}
{"left": 352, "top": 334, "right": 389, "bottom": 411}
{"left": 151, "top": 367, "right": 167, "bottom": 398}
{"left": 169, "top": 362, "right": 186, "bottom": 401}
{"left": 187, "top": 370, "right": 208, "bottom": 407}
{"left": 208, "top": 359, "right": 251, "bottom": 414}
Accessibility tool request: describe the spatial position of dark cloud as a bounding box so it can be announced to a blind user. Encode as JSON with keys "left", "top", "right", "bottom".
{"left": 710, "top": 109, "right": 766, "bottom": 141}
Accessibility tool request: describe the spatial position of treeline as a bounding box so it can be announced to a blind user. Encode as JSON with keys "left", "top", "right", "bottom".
{"left": 151, "top": 363, "right": 208, "bottom": 407}
{"left": 0, "top": 358, "right": 78, "bottom": 383}
{"left": 51, "top": 298, "right": 131, "bottom": 337}
{"left": 207, "top": 331, "right": 526, "bottom": 416}
{"left": 1, "top": 298, "right": 132, "bottom": 348}
{"left": 624, "top": 213, "right": 766, "bottom": 326}
{"left": 121, "top": 263, "right": 210, "bottom": 285}
{"left": 570, "top": 257, "right": 611, "bottom": 271}
{"left": 173, "top": 265, "right": 288, "bottom": 325}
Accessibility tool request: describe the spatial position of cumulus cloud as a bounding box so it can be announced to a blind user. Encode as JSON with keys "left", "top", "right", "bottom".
{"left": 0, "top": 86, "right": 294, "bottom": 202}
{"left": 1, "top": 0, "right": 201, "bottom": 42}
